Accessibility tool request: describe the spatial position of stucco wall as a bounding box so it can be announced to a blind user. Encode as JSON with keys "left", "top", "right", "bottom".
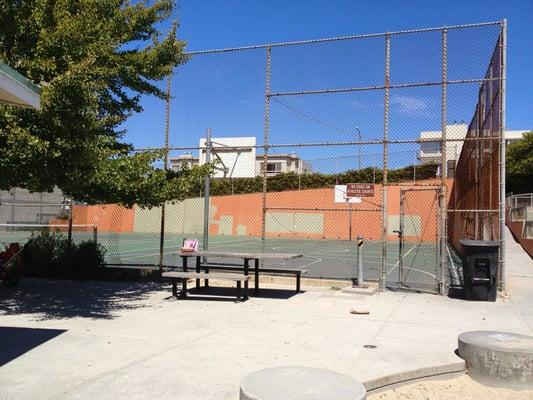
{"left": 71, "top": 180, "right": 452, "bottom": 244}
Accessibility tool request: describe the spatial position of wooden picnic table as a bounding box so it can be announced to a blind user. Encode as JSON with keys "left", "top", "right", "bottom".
{"left": 177, "top": 250, "right": 303, "bottom": 299}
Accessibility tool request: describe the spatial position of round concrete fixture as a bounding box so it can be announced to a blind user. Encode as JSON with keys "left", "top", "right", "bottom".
{"left": 240, "top": 366, "right": 366, "bottom": 400}
{"left": 458, "top": 330, "right": 533, "bottom": 389}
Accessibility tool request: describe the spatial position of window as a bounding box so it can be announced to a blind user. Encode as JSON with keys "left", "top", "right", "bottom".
{"left": 267, "top": 162, "right": 282, "bottom": 172}
{"left": 261, "top": 162, "right": 283, "bottom": 173}
{"left": 447, "top": 160, "right": 456, "bottom": 178}
{"left": 422, "top": 142, "right": 441, "bottom": 154}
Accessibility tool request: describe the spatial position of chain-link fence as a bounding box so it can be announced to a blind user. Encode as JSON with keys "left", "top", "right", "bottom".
{"left": 77, "top": 21, "right": 506, "bottom": 293}
{"left": 0, "top": 188, "right": 97, "bottom": 246}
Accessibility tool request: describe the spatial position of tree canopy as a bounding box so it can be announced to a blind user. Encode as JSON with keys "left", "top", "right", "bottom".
{"left": 0, "top": 0, "right": 209, "bottom": 207}
{"left": 506, "top": 132, "right": 533, "bottom": 195}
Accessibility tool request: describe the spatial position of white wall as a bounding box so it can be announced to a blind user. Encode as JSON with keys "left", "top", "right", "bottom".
{"left": 199, "top": 137, "right": 256, "bottom": 178}
{"left": 419, "top": 124, "right": 468, "bottom": 164}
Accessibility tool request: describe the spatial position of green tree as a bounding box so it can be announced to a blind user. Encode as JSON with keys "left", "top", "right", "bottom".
{"left": 506, "top": 132, "right": 533, "bottom": 194}
{"left": 0, "top": 0, "right": 207, "bottom": 207}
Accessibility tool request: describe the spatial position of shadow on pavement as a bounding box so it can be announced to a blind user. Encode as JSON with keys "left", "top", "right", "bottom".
{"left": 189, "top": 286, "right": 300, "bottom": 300}
{"left": 448, "top": 287, "right": 466, "bottom": 299}
{"left": 0, "top": 326, "right": 66, "bottom": 366}
{"left": 0, "top": 278, "right": 164, "bottom": 320}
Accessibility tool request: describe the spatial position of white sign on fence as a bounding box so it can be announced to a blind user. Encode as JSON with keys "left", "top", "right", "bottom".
{"left": 334, "top": 185, "right": 362, "bottom": 204}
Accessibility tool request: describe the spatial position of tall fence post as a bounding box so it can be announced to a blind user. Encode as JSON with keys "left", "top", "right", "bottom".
{"left": 380, "top": 33, "right": 390, "bottom": 292}
{"left": 159, "top": 74, "right": 171, "bottom": 270}
{"left": 203, "top": 127, "right": 212, "bottom": 256}
{"left": 348, "top": 201, "right": 353, "bottom": 241}
{"left": 439, "top": 28, "right": 448, "bottom": 295}
{"left": 261, "top": 47, "right": 272, "bottom": 257}
{"left": 398, "top": 190, "right": 405, "bottom": 288}
{"left": 498, "top": 19, "right": 507, "bottom": 291}
{"left": 10, "top": 188, "right": 16, "bottom": 225}
{"left": 67, "top": 211, "right": 73, "bottom": 245}
{"left": 39, "top": 193, "right": 43, "bottom": 224}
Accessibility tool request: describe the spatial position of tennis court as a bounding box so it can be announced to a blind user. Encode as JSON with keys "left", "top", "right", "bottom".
{"left": 0, "top": 219, "right": 457, "bottom": 293}
{"left": 96, "top": 231, "right": 442, "bottom": 292}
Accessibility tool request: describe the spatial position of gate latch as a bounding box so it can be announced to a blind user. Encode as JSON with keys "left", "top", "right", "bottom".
{"left": 393, "top": 230, "right": 403, "bottom": 238}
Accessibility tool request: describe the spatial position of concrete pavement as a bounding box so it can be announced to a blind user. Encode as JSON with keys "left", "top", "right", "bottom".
{"left": 0, "top": 228, "right": 532, "bottom": 400}
{"left": 505, "top": 226, "right": 533, "bottom": 331}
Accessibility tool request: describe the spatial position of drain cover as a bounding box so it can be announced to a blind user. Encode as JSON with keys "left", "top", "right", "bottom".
{"left": 363, "top": 345, "right": 377, "bottom": 349}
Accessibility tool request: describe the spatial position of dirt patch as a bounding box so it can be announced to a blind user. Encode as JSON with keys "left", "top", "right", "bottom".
{"left": 368, "top": 374, "right": 533, "bottom": 400}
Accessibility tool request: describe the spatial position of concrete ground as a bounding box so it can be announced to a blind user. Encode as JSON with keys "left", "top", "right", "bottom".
{"left": 0, "top": 228, "right": 532, "bottom": 400}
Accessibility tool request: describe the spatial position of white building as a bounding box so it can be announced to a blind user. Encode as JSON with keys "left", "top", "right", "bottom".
{"left": 417, "top": 124, "right": 530, "bottom": 177}
{"left": 418, "top": 124, "right": 467, "bottom": 164}
{"left": 198, "top": 137, "right": 257, "bottom": 178}
{"left": 255, "top": 153, "right": 312, "bottom": 176}
{"left": 170, "top": 137, "right": 311, "bottom": 177}
{"left": 504, "top": 130, "right": 530, "bottom": 146}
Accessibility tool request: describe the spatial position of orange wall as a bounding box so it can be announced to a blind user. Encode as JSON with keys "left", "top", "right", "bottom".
{"left": 210, "top": 180, "right": 452, "bottom": 242}
{"left": 210, "top": 192, "right": 263, "bottom": 236}
{"left": 72, "top": 204, "right": 135, "bottom": 233}
{"left": 70, "top": 179, "right": 453, "bottom": 243}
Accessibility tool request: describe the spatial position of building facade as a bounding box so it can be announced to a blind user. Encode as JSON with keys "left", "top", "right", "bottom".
{"left": 170, "top": 137, "right": 311, "bottom": 177}
{"left": 417, "top": 124, "right": 530, "bottom": 177}
{"left": 0, "top": 187, "right": 67, "bottom": 225}
{"left": 255, "top": 153, "right": 312, "bottom": 176}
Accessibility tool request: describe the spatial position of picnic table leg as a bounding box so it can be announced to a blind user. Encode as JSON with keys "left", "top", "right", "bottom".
{"left": 296, "top": 271, "right": 301, "bottom": 293}
{"left": 196, "top": 256, "right": 201, "bottom": 289}
{"left": 254, "top": 259, "right": 259, "bottom": 294}
{"left": 180, "top": 278, "right": 188, "bottom": 298}
{"left": 236, "top": 281, "right": 241, "bottom": 300}
{"left": 205, "top": 266, "right": 209, "bottom": 288}
{"left": 179, "top": 256, "right": 188, "bottom": 298}
{"left": 243, "top": 259, "right": 249, "bottom": 300}
{"left": 172, "top": 278, "right": 178, "bottom": 297}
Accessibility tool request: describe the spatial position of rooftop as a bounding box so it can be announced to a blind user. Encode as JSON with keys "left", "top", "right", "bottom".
{"left": 0, "top": 62, "right": 40, "bottom": 109}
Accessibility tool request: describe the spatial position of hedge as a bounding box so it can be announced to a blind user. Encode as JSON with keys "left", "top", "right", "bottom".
{"left": 197, "top": 163, "right": 438, "bottom": 197}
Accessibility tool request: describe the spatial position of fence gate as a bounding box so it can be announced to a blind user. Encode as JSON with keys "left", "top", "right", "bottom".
{"left": 392, "top": 188, "right": 440, "bottom": 293}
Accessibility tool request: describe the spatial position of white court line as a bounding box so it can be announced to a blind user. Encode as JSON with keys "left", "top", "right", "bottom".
{"left": 210, "top": 238, "right": 262, "bottom": 246}
{"left": 401, "top": 266, "right": 437, "bottom": 278}
{"left": 99, "top": 236, "right": 259, "bottom": 247}
{"left": 104, "top": 240, "right": 259, "bottom": 256}
{"left": 104, "top": 247, "right": 176, "bottom": 256}
{"left": 108, "top": 249, "right": 178, "bottom": 262}
{"left": 288, "top": 256, "right": 324, "bottom": 269}
{"left": 107, "top": 248, "right": 391, "bottom": 263}
{"left": 387, "top": 245, "right": 417, "bottom": 277}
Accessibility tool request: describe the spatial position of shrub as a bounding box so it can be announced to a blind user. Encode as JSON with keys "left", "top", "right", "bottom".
{"left": 22, "top": 231, "right": 106, "bottom": 280}
{"left": 202, "top": 164, "right": 438, "bottom": 197}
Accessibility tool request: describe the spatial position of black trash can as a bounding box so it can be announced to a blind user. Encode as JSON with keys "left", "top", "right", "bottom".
{"left": 460, "top": 239, "right": 499, "bottom": 301}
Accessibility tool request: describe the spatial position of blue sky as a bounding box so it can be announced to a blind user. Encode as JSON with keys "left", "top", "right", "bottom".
{"left": 123, "top": 0, "right": 532, "bottom": 172}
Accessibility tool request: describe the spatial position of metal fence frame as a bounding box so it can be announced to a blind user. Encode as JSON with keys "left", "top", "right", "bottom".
{"left": 138, "top": 20, "right": 506, "bottom": 294}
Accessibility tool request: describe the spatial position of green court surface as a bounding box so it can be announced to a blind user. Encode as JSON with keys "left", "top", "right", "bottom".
{"left": 0, "top": 229, "right": 443, "bottom": 292}
{"left": 98, "top": 232, "right": 441, "bottom": 291}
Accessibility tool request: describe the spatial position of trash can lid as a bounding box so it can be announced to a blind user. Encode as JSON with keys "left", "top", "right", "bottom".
{"left": 460, "top": 239, "right": 500, "bottom": 247}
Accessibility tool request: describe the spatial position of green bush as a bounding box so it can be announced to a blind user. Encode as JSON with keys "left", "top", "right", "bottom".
{"left": 22, "top": 231, "right": 106, "bottom": 280}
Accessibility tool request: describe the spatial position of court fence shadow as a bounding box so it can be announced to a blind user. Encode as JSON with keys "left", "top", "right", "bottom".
{"left": 0, "top": 278, "right": 165, "bottom": 320}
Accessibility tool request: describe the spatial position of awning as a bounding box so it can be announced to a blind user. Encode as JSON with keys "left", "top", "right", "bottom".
{"left": 0, "top": 62, "right": 40, "bottom": 109}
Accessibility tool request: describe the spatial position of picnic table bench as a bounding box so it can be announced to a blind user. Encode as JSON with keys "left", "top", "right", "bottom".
{"left": 163, "top": 250, "right": 304, "bottom": 301}
{"left": 162, "top": 271, "right": 250, "bottom": 300}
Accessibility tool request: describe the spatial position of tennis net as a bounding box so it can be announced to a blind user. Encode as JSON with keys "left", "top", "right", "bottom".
{"left": 0, "top": 223, "right": 98, "bottom": 245}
